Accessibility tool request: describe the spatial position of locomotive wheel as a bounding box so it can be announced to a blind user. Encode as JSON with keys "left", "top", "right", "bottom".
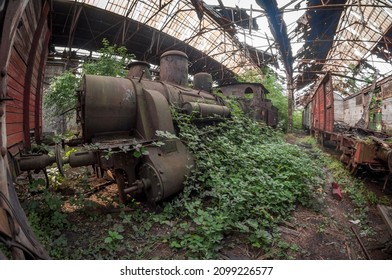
{"left": 138, "top": 163, "right": 163, "bottom": 203}
{"left": 114, "top": 169, "right": 146, "bottom": 203}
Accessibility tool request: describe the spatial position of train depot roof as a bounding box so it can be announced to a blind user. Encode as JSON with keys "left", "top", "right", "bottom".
{"left": 49, "top": 0, "right": 392, "bottom": 103}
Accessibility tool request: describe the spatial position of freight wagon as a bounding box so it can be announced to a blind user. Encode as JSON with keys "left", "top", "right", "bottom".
{"left": 303, "top": 72, "right": 392, "bottom": 191}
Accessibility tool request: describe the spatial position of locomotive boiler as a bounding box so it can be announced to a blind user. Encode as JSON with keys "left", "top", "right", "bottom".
{"left": 17, "top": 50, "right": 230, "bottom": 203}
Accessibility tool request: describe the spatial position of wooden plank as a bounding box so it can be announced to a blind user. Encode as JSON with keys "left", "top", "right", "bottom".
{"left": 6, "top": 123, "right": 23, "bottom": 135}
{"left": 377, "top": 205, "right": 392, "bottom": 237}
{"left": 27, "top": 1, "right": 38, "bottom": 32}
{"left": 7, "top": 86, "right": 24, "bottom": 102}
{"left": 23, "top": 1, "right": 50, "bottom": 149}
{"left": 10, "top": 49, "right": 27, "bottom": 73}
{"left": 14, "top": 27, "right": 30, "bottom": 63}
{"left": 5, "top": 105, "right": 24, "bottom": 115}
{"left": 33, "top": 0, "right": 42, "bottom": 28}
{"left": 7, "top": 61, "right": 26, "bottom": 87}
{"left": 7, "top": 131, "right": 25, "bottom": 147}
{"left": 6, "top": 112, "right": 24, "bottom": 123}
{"left": 12, "top": 33, "right": 29, "bottom": 64}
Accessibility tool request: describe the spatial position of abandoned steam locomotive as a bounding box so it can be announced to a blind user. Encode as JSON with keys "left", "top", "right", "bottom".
{"left": 16, "top": 50, "right": 278, "bottom": 203}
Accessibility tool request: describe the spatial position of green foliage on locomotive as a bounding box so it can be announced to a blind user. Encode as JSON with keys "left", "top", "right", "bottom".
{"left": 82, "top": 38, "right": 134, "bottom": 77}
{"left": 43, "top": 39, "right": 132, "bottom": 129}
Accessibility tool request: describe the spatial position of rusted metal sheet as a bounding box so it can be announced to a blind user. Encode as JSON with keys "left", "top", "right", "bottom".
{"left": 310, "top": 73, "right": 337, "bottom": 132}
{"left": 193, "top": 72, "right": 213, "bottom": 93}
{"left": 127, "top": 61, "right": 152, "bottom": 80}
{"left": 159, "top": 50, "right": 189, "bottom": 87}
{"left": 343, "top": 95, "right": 363, "bottom": 127}
{"left": 80, "top": 75, "right": 137, "bottom": 142}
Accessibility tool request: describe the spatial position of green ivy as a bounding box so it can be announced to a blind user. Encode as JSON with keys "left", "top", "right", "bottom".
{"left": 158, "top": 106, "right": 325, "bottom": 258}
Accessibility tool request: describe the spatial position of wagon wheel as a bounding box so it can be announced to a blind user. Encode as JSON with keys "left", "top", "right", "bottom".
{"left": 347, "top": 158, "right": 359, "bottom": 176}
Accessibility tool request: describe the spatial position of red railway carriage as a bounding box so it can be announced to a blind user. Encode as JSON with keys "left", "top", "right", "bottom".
{"left": 4, "top": 0, "right": 49, "bottom": 155}
{"left": 304, "top": 72, "right": 392, "bottom": 185}
{"left": 0, "top": 0, "right": 50, "bottom": 259}
{"left": 311, "top": 73, "right": 334, "bottom": 133}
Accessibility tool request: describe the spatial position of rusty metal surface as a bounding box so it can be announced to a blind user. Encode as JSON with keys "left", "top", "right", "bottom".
{"left": 193, "top": 72, "right": 213, "bottom": 92}
{"left": 17, "top": 154, "right": 54, "bottom": 171}
{"left": 159, "top": 50, "right": 189, "bottom": 87}
{"left": 311, "top": 73, "right": 334, "bottom": 133}
{"left": 182, "top": 102, "right": 230, "bottom": 118}
{"left": 127, "top": 61, "right": 152, "bottom": 80}
{"left": 219, "top": 82, "right": 278, "bottom": 126}
{"left": 143, "top": 140, "right": 194, "bottom": 202}
{"left": 81, "top": 75, "right": 137, "bottom": 142}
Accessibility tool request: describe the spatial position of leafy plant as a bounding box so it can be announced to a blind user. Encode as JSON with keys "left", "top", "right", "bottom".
{"left": 43, "top": 38, "right": 133, "bottom": 134}
{"left": 82, "top": 38, "right": 134, "bottom": 77}
{"left": 104, "top": 230, "right": 124, "bottom": 244}
{"left": 156, "top": 103, "right": 326, "bottom": 258}
{"left": 43, "top": 71, "right": 80, "bottom": 125}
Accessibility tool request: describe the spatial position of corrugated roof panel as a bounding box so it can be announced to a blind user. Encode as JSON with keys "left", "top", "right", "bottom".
{"left": 323, "top": 0, "right": 392, "bottom": 81}
{"left": 74, "top": 0, "right": 257, "bottom": 78}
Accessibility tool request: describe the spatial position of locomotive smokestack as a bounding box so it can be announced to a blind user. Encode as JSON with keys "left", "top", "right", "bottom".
{"left": 194, "top": 72, "right": 213, "bottom": 93}
{"left": 127, "top": 61, "right": 152, "bottom": 80}
{"left": 160, "top": 50, "right": 188, "bottom": 86}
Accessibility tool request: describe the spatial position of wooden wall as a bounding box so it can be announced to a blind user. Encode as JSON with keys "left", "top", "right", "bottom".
{"left": 6, "top": 0, "right": 50, "bottom": 154}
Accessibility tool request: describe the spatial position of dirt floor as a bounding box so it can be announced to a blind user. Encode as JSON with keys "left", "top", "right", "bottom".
{"left": 279, "top": 186, "right": 392, "bottom": 260}
{"left": 279, "top": 135, "right": 392, "bottom": 260}
{"left": 15, "top": 136, "right": 392, "bottom": 260}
